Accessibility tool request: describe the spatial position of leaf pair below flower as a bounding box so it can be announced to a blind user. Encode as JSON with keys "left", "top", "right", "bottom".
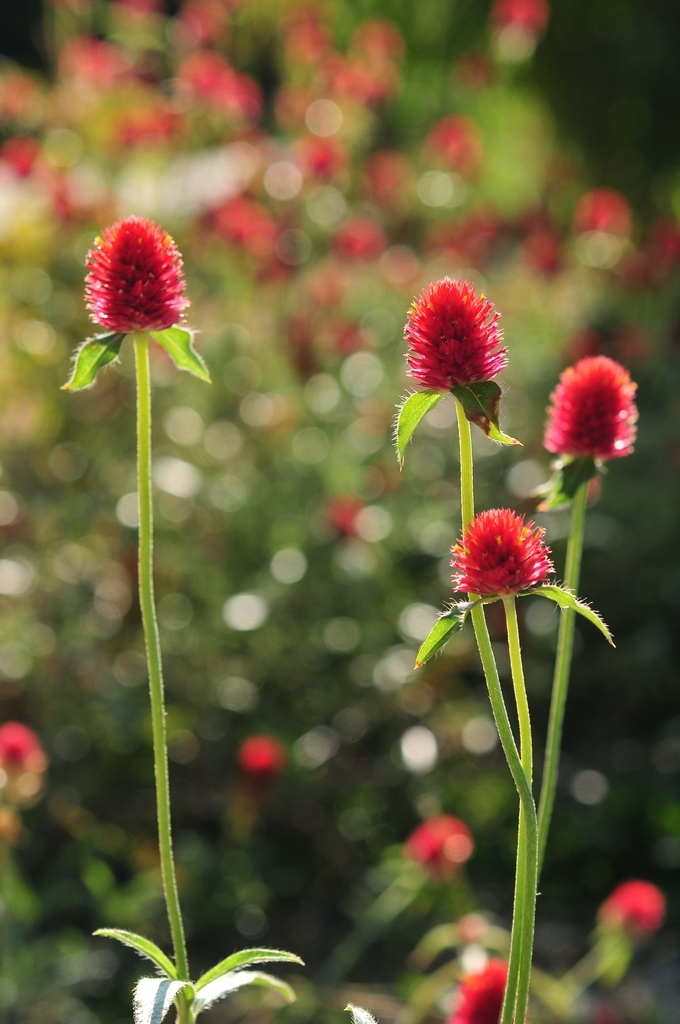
{"left": 62, "top": 326, "right": 210, "bottom": 391}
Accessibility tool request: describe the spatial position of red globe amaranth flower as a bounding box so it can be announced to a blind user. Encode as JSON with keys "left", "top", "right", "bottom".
{"left": 405, "top": 278, "right": 507, "bottom": 391}
{"left": 295, "top": 135, "right": 348, "bottom": 181}
{"left": 85, "top": 216, "right": 189, "bottom": 334}
{"left": 334, "top": 217, "right": 387, "bottom": 260}
{"left": 452, "top": 509, "right": 553, "bottom": 597}
{"left": 426, "top": 115, "right": 483, "bottom": 177}
{"left": 178, "top": 0, "right": 230, "bottom": 45}
{"left": 599, "top": 880, "right": 666, "bottom": 939}
{"left": 177, "top": 52, "right": 262, "bottom": 122}
{"left": 404, "top": 815, "right": 474, "bottom": 881}
{"left": 59, "top": 36, "right": 132, "bottom": 90}
{"left": 0, "top": 722, "right": 47, "bottom": 774}
{"left": 450, "top": 960, "right": 507, "bottom": 1024}
{"left": 237, "top": 735, "right": 287, "bottom": 777}
{"left": 214, "top": 197, "right": 277, "bottom": 258}
{"left": 0, "top": 136, "right": 41, "bottom": 177}
{"left": 490, "top": 0, "right": 549, "bottom": 35}
{"left": 573, "top": 189, "right": 632, "bottom": 240}
{"left": 544, "top": 356, "right": 638, "bottom": 460}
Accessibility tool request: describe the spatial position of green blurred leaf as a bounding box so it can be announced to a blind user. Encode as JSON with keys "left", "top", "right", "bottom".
{"left": 394, "top": 390, "right": 444, "bottom": 466}
{"left": 537, "top": 456, "right": 598, "bottom": 510}
{"left": 94, "top": 929, "right": 177, "bottom": 979}
{"left": 527, "top": 585, "right": 614, "bottom": 645}
{"left": 133, "top": 979, "right": 190, "bottom": 1024}
{"left": 61, "top": 333, "right": 125, "bottom": 391}
{"left": 150, "top": 326, "right": 211, "bottom": 383}
{"left": 193, "top": 970, "right": 296, "bottom": 1014}
{"left": 415, "top": 602, "right": 477, "bottom": 667}
{"left": 195, "top": 949, "right": 304, "bottom": 990}
{"left": 452, "top": 381, "right": 520, "bottom": 445}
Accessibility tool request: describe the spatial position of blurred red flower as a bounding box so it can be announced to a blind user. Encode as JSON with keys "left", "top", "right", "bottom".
{"left": 213, "top": 196, "right": 277, "bottom": 257}
{"left": 361, "top": 150, "right": 413, "bottom": 209}
{"left": 452, "top": 509, "right": 553, "bottom": 597}
{"left": 59, "top": 36, "right": 132, "bottom": 90}
{"left": 573, "top": 189, "right": 632, "bottom": 239}
{"left": 238, "top": 735, "right": 287, "bottom": 777}
{"left": 295, "top": 135, "right": 348, "bottom": 181}
{"left": 449, "top": 959, "right": 507, "bottom": 1024}
{"left": 0, "top": 136, "right": 41, "bottom": 177}
{"left": 326, "top": 495, "right": 366, "bottom": 536}
{"left": 334, "top": 217, "right": 387, "bottom": 260}
{"left": 0, "top": 722, "right": 47, "bottom": 775}
{"left": 598, "top": 880, "right": 666, "bottom": 939}
{"left": 404, "top": 815, "right": 474, "bottom": 880}
{"left": 426, "top": 115, "right": 483, "bottom": 177}
{"left": 177, "top": 51, "right": 261, "bottom": 122}
{"left": 490, "top": 0, "right": 549, "bottom": 35}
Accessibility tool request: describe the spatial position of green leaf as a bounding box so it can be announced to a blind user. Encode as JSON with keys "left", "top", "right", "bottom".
{"left": 133, "top": 979, "right": 191, "bottom": 1024}
{"left": 451, "top": 381, "right": 520, "bottom": 445}
{"left": 193, "top": 970, "right": 296, "bottom": 1014}
{"left": 149, "top": 326, "right": 211, "bottom": 383}
{"left": 61, "top": 333, "right": 126, "bottom": 391}
{"left": 394, "top": 391, "right": 445, "bottom": 466}
{"left": 537, "top": 456, "right": 598, "bottom": 510}
{"left": 415, "top": 602, "right": 477, "bottom": 668}
{"left": 345, "top": 1005, "right": 378, "bottom": 1024}
{"left": 195, "top": 949, "right": 304, "bottom": 990}
{"left": 527, "top": 585, "right": 614, "bottom": 646}
{"left": 93, "top": 929, "right": 177, "bottom": 979}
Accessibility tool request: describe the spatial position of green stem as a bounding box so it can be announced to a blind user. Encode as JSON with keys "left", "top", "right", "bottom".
{"left": 536, "top": 481, "right": 588, "bottom": 875}
{"left": 503, "top": 597, "right": 538, "bottom": 1024}
{"left": 455, "top": 398, "right": 537, "bottom": 1024}
{"left": 134, "top": 334, "right": 190, "bottom": 984}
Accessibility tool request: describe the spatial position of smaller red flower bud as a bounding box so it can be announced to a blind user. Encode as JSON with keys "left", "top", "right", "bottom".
{"left": 449, "top": 959, "right": 507, "bottom": 1024}
{"left": 452, "top": 509, "right": 553, "bottom": 597}
{"left": 0, "top": 722, "right": 47, "bottom": 775}
{"left": 237, "top": 735, "right": 287, "bottom": 777}
{"left": 598, "top": 880, "right": 665, "bottom": 939}
{"left": 405, "top": 278, "right": 507, "bottom": 392}
{"left": 544, "top": 356, "right": 638, "bottom": 461}
{"left": 84, "top": 216, "right": 189, "bottom": 334}
{"left": 404, "top": 815, "right": 474, "bottom": 881}
{"left": 573, "top": 189, "right": 632, "bottom": 240}
{"left": 334, "top": 217, "right": 387, "bottom": 261}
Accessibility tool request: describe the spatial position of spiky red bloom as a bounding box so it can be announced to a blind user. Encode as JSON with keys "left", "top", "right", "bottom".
{"left": 334, "top": 217, "right": 387, "bottom": 260}
{"left": 573, "top": 189, "right": 631, "bottom": 239}
{"left": 450, "top": 960, "right": 507, "bottom": 1024}
{"left": 404, "top": 815, "right": 474, "bottom": 881}
{"left": 544, "top": 356, "right": 638, "bottom": 460}
{"left": 598, "top": 880, "right": 666, "bottom": 939}
{"left": 0, "top": 722, "right": 47, "bottom": 774}
{"left": 452, "top": 509, "right": 553, "bottom": 597}
{"left": 237, "top": 735, "right": 287, "bottom": 777}
{"left": 84, "top": 216, "right": 189, "bottom": 334}
{"left": 405, "top": 278, "right": 507, "bottom": 391}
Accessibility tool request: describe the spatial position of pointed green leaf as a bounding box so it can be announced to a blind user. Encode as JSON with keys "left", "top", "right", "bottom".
{"left": 452, "top": 381, "right": 520, "bottom": 445}
{"left": 133, "top": 979, "right": 190, "bottom": 1024}
{"left": 537, "top": 456, "right": 598, "bottom": 511}
{"left": 394, "top": 391, "right": 445, "bottom": 466}
{"left": 94, "top": 929, "right": 177, "bottom": 979}
{"left": 195, "top": 948, "right": 304, "bottom": 990}
{"left": 345, "top": 1005, "right": 378, "bottom": 1024}
{"left": 193, "top": 970, "right": 296, "bottom": 1014}
{"left": 528, "top": 585, "right": 614, "bottom": 646}
{"left": 61, "top": 333, "right": 126, "bottom": 391}
{"left": 149, "top": 327, "right": 211, "bottom": 383}
{"left": 415, "top": 602, "right": 477, "bottom": 668}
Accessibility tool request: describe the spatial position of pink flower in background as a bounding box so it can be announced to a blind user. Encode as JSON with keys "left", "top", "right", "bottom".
{"left": 59, "top": 37, "right": 132, "bottom": 90}
{"left": 573, "top": 188, "right": 632, "bottom": 240}
{"left": 177, "top": 51, "right": 261, "bottom": 122}
{"left": 599, "top": 880, "right": 666, "bottom": 939}
{"left": 0, "top": 722, "right": 47, "bottom": 775}
{"left": 426, "top": 115, "right": 483, "bottom": 177}
{"left": 490, "top": 0, "right": 549, "bottom": 36}
{"left": 404, "top": 815, "right": 474, "bottom": 880}
{"left": 295, "top": 135, "right": 348, "bottom": 181}
{"left": 214, "top": 197, "right": 277, "bottom": 257}
{"left": 334, "top": 217, "right": 387, "bottom": 260}
{"left": 0, "top": 136, "right": 41, "bottom": 177}
{"left": 238, "top": 735, "right": 287, "bottom": 777}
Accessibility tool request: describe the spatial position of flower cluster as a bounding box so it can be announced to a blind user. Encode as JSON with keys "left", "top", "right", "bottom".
{"left": 452, "top": 509, "right": 554, "bottom": 597}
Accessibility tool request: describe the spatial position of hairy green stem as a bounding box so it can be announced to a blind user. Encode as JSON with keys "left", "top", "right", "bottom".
{"left": 536, "top": 481, "right": 588, "bottom": 874}
{"left": 134, "top": 334, "right": 190, "bottom": 986}
{"left": 455, "top": 398, "right": 537, "bottom": 1024}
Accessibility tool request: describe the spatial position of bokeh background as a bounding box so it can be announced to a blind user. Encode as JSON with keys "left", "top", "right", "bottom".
{"left": 1, "top": 0, "right": 680, "bottom": 1021}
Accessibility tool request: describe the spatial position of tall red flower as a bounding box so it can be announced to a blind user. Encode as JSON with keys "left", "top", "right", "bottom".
{"left": 405, "top": 278, "right": 507, "bottom": 391}
{"left": 573, "top": 189, "right": 632, "bottom": 240}
{"left": 238, "top": 735, "right": 287, "bottom": 777}
{"left": 0, "top": 722, "right": 47, "bottom": 774}
{"left": 544, "top": 356, "right": 638, "bottom": 460}
{"left": 404, "top": 815, "right": 474, "bottom": 881}
{"left": 84, "top": 216, "right": 189, "bottom": 334}
{"left": 452, "top": 509, "right": 553, "bottom": 597}
{"left": 598, "top": 880, "right": 666, "bottom": 939}
{"left": 450, "top": 960, "right": 507, "bottom": 1024}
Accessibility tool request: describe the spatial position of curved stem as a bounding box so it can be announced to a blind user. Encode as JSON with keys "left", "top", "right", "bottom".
{"left": 455, "top": 398, "right": 537, "bottom": 1024}
{"left": 134, "top": 334, "right": 190, "bottom": 983}
{"left": 503, "top": 597, "right": 538, "bottom": 1024}
{"left": 536, "top": 481, "right": 588, "bottom": 875}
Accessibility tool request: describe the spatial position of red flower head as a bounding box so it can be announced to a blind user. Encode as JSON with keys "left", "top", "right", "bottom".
{"left": 573, "top": 189, "right": 632, "bottom": 240}
{"left": 214, "top": 196, "right": 277, "bottom": 258}
{"left": 334, "top": 217, "right": 387, "bottom": 260}
{"left": 426, "top": 115, "right": 483, "bottom": 177}
{"left": 598, "top": 880, "right": 666, "bottom": 939}
{"left": 544, "top": 356, "right": 638, "bottom": 461}
{"left": 177, "top": 52, "right": 262, "bottom": 122}
{"left": 0, "top": 722, "right": 47, "bottom": 775}
{"left": 404, "top": 815, "right": 474, "bottom": 881}
{"left": 59, "top": 36, "right": 132, "bottom": 90}
{"left": 84, "top": 216, "right": 189, "bottom": 334}
{"left": 490, "top": 0, "right": 549, "bottom": 35}
{"left": 450, "top": 960, "right": 508, "bottom": 1024}
{"left": 405, "top": 278, "right": 507, "bottom": 392}
{"left": 452, "top": 509, "right": 553, "bottom": 597}
{"left": 238, "top": 735, "right": 287, "bottom": 777}
{"left": 295, "top": 135, "right": 348, "bottom": 182}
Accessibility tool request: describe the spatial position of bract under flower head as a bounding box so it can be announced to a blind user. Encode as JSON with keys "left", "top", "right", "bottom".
{"left": 599, "top": 880, "right": 666, "bottom": 939}
{"left": 452, "top": 508, "right": 553, "bottom": 597}
{"left": 544, "top": 355, "right": 638, "bottom": 460}
{"left": 404, "top": 814, "right": 474, "bottom": 880}
{"left": 238, "top": 735, "right": 288, "bottom": 777}
{"left": 405, "top": 278, "right": 507, "bottom": 392}
{"left": 449, "top": 959, "right": 507, "bottom": 1024}
{"left": 84, "top": 216, "right": 189, "bottom": 334}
